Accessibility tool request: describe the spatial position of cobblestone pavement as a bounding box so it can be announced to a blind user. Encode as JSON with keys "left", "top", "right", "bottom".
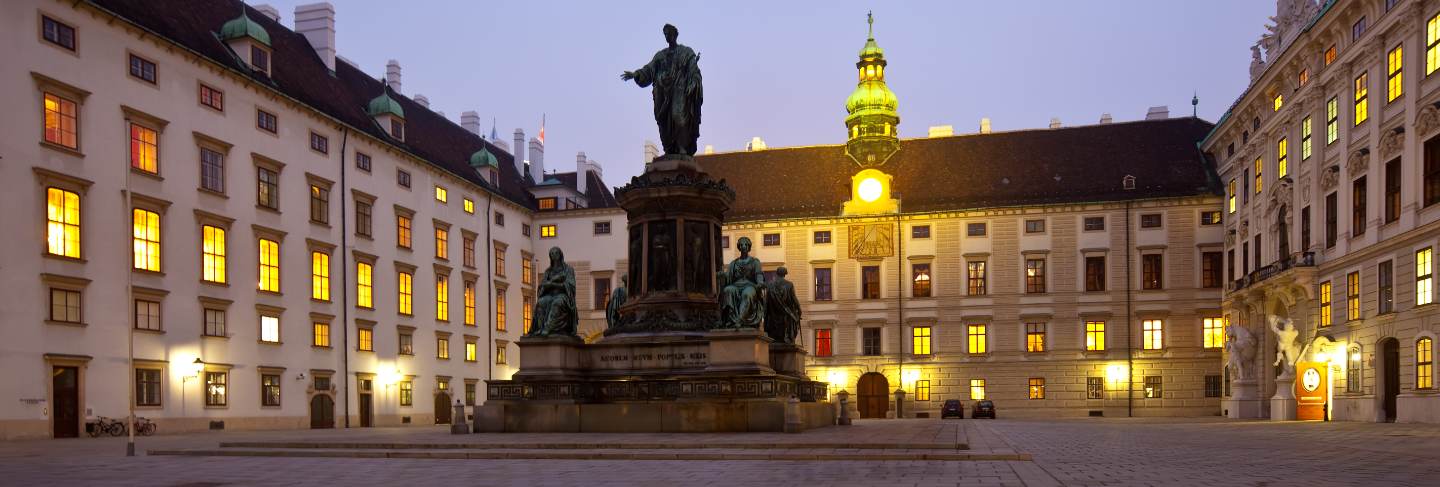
{"left": 3, "top": 418, "right": 1439, "bottom": 486}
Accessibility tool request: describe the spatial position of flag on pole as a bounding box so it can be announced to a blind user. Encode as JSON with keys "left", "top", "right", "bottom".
{"left": 538, "top": 114, "right": 546, "bottom": 145}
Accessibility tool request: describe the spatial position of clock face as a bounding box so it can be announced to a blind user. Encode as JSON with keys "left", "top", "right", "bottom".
{"left": 1302, "top": 368, "right": 1321, "bottom": 392}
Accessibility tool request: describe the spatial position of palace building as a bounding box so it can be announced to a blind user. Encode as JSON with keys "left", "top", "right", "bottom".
{"left": 1206, "top": 0, "right": 1440, "bottom": 423}
{"left": 700, "top": 16, "right": 1228, "bottom": 418}
{"left": 1, "top": 0, "right": 624, "bottom": 439}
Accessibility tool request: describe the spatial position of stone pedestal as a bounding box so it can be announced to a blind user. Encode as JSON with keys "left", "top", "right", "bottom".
{"left": 514, "top": 336, "right": 586, "bottom": 380}
{"left": 705, "top": 329, "right": 774, "bottom": 375}
{"left": 1270, "top": 376, "right": 1297, "bottom": 421}
{"left": 835, "top": 390, "right": 853, "bottom": 425}
{"left": 768, "top": 343, "right": 808, "bottom": 378}
{"left": 449, "top": 401, "right": 468, "bottom": 434}
{"left": 1224, "top": 379, "right": 1263, "bottom": 419}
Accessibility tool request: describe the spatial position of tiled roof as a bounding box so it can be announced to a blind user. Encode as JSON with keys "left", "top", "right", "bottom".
{"left": 547, "top": 171, "right": 620, "bottom": 209}
{"left": 86, "top": 0, "right": 537, "bottom": 209}
{"left": 698, "top": 117, "right": 1219, "bottom": 221}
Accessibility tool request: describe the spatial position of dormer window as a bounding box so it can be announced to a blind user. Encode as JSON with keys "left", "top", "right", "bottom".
{"left": 219, "top": 12, "right": 271, "bottom": 75}
{"left": 390, "top": 119, "right": 405, "bottom": 140}
{"left": 366, "top": 89, "right": 406, "bottom": 142}
{"left": 250, "top": 45, "right": 270, "bottom": 75}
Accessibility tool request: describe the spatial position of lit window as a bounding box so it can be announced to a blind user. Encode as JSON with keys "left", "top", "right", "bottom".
{"left": 1419, "top": 337, "right": 1434, "bottom": 389}
{"left": 495, "top": 343, "right": 507, "bottom": 365}
{"left": 1254, "top": 157, "right": 1264, "bottom": 194}
{"left": 466, "top": 340, "right": 477, "bottom": 362}
{"left": 1025, "top": 258, "right": 1045, "bottom": 293}
{"left": 522, "top": 257, "right": 533, "bottom": 285}
{"left": 398, "top": 271, "right": 413, "bottom": 315}
{"left": 258, "top": 238, "right": 279, "bottom": 292}
{"left": 967, "top": 324, "right": 987, "bottom": 354}
{"left": 396, "top": 214, "right": 412, "bottom": 248}
{"left": 260, "top": 315, "right": 280, "bottom": 343}
{"left": 435, "top": 186, "right": 447, "bottom": 203}
{"left": 1086, "top": 321, "right": 1106, "bottom": 351}
{"left": 1419, "top": 248, "right": 1434, "bottom": 306}
{"left": 1203, "top": 317, "right": 1225, "bottom": 349}
{"left": 1087, "top": 377, "right": 1104, "bottom": 399}
{"left": 1429, "top": 13, "right": 1440, "bottom": 75}
{"left": 1298, "top": 68, "right": 1309, "bottom": 87}
{"left": 1347, "top": 271, "right": 1361, "bottom": 321}
{"left": 132, "top": 208, "right": 160, "bottom": 271}
{"left": 198, "top": 225, "right": 226, "bottom": 283}
{"left": 969, "top": 379, "right": 986, "bottom": 400}
{"left": 1028, "top": 378, "right": 1046, "bottom": 399}
{"left": 540, "top": 224, "right": 557, "bottom": 238}
{"left": 313, "top": 322, "right": 330, "bottom": 347}
{"left": 538, "top": 198, "right": 557, "bottom": 210}
{"left": 1026, "top": 323, "right": 1046, "bottom": 352}
{"left": 1277, "top": 137, "right": 1288, "bottom": 178}
{"left": 399, "top": 332, "right": 413, "bottom": 355}
{"left": 1144, "top": 376, "right": 1163, "bottom": 398}
{"left": 435, "top": 226, "right": 449, "bottom": 260}
{"left": 463, "top": 198, "right": 474, "bottom": 214}
{"left": 436, "top": 276, "right": 449, "bottom": 321}
{"left": 911, "top": 263, "right": 931, "bottom": 297}
{"left": 399, "top": 381, "right": 413, "bottom": 406}
{"left": 1142, "top": 319, "right": 1164, "bottom": 350}
{"left": 912, "top": 326, "right": 931, "bottom": 356}
{"left": 205, "top": 371, "right": 227, "bottom": 406}
{"left": 1354, "top": 72, "right": 1369, "bottom": 126}
{"left": 496, "top": 289, "right": 507, "bottom": 331}
{"left": 1273, "top": 93, "right": 1283, "bottom": 111}
{"left": 815, "top": 329, "right": 833, "bottom": 357}
{"left": 915, "top": 380, "right": 930, "bottom": 401}
{"left": 1228, "top": 180, "right": 1237, "bottom": 213}
{"left": 1347, "top": 345, "right": 1362, "bottom": 393}
{"left": 129, "top": 123, "right": 158, "bottom": 174}
{"left": 522, "top": 296, "right": 533, "bottom": 333}
{"left": 356, "top": 262, "right": 373, "bottom": 308}
{"left": 46, "top": 187, "right": 81, "bottom": 258}
{"left": 1320, "top": 281, "right": 1333, "bottom": 326}
{"left": 311, "top": 251, "right": 330, "bottom": 301}
{"left": 1301, "top": 117, "right": 1312, "bottom": 160}
{"left": 1325, "top": 45, "right": 1337, "bottom": 66}
{"left": 357, "top": 327, "right": 373, "bottom": 351}
{"left": 1388, "top": 44, "right": 1404, "bottom": 102}
{"left": 42, "top": 93, "right": 79, "bottom": 149}
{"left": 437, "top": 336, "right": 449, "bottom": 359}
{"left": 261, "top": 374, "right": 281, "bottom": 407}
{"left": 967, "top": 262, "right": 986, "bottom": 295}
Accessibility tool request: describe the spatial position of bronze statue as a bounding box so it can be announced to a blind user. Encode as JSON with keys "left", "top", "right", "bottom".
{"left": 764, "top": 266, "right": 801, "bottom": 344}
{"left": 621, "top": 24, "right": 703, "bottom": 157}
{"left": 527, "top": 247, "right": 577, "bottom": 338}
{"left": 719, "top": 237, "right": 764, "bottom": 328}
{"left": 606, "top": 275, "right": 629, "bottom": 330}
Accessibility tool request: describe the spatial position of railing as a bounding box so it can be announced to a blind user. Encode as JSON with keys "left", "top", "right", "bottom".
{"left": 1230, "top": 251, "right": 1315, "bottom": 292}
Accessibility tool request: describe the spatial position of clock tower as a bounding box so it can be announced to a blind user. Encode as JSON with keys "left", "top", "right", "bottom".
{"left": 844, "top": 12, "right": 901, "bottom": 167}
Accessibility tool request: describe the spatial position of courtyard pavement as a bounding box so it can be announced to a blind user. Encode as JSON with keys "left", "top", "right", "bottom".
{"left": 1, "top": 417, "right": 1437, "bottom": 486}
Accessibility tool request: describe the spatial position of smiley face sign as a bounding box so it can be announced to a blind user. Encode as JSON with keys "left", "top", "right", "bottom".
{"left": 1302, "top": 367, "right": 1321, "bottom": 392}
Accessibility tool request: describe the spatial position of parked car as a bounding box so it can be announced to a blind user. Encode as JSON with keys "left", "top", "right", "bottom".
{"left": 971, "top": 400, "right": 996, "bottom": 419}
{"left": 941, "top": 399, "right": 963, "bottom": 419}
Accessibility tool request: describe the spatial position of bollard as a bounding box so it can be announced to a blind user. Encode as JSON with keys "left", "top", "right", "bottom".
{"left": 836, "top": 390, "right": 852, "bottom": 425}
{"left": 450, "top": 400, "right": 469, "bottom": 434}
{"left": 784, "top": 395, "right": 802, "bottom": 433}
{"left": 894, "top": 389, "right": 907, "bottom": 419}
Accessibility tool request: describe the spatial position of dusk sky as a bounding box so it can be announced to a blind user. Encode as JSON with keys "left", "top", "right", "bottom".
{"left": 253, "top": 1, "right": 1273, "bottom": 183}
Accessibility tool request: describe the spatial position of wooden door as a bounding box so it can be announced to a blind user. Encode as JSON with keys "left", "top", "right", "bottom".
{"left": 358, "top": 378, "right": 374, "bottom": 427}
{"left": 434, "top": 392, "right": 452, "bottom": 424}
{"left": 1383, "top": 338, "right": 1399, "bottom": 422}
{"left": 309, "top": 395, "right": 334, "bottom": 429}
{"left": 857, "top": 372, "right": 889, "bottom": 419}
{"left": 52, "top": 366, "right": 79, "bottom": 438}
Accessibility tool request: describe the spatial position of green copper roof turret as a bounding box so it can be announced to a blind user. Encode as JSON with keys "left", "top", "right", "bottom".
{"left": 844, "top": 12, "right": 900, "bottom": 166}
{"left": 469, "top": 147, "right": 499, "bottom": 168}
{"left": 219, "top": 12, "right": 270, "bottom": 47}
{"left": 366, "top": 89, "right": 405, "bottom": 119}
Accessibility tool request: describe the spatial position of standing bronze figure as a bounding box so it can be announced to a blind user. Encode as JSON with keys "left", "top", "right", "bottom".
{"left": 527, "top": 247, "right": 578, "bottom": 338}
{"left": 621, "top": 24, "right": 703, "bottom": 157}
{"left": 764, "top": 266, "right": 801, "bottom": 344}
{"left": 605, "top": 275, "right": 629, "bottom": 330}
{"left": 719, "top": 237, "right": 764, "bottom": 328}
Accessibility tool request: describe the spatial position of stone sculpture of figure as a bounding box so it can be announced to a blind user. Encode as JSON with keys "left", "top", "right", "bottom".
{"left": 621, "top": 24, "right": 703, "bottom": 157}
{"left": 719, "top": 237, "right": 764, "bottom": 329}
{"left": 1270, "top": 316, "right": 1302, "bottom": 378}
{"left": 605, "top": 275, "right": 629, "bottom": 330}
{"left": 526, "top": 247, "right": 577, "bottom": 338}
{"left": 1224, "top": 324, "right": 1258, "bottom": 381}
{"left": 763, "top": 266, "right": 802, "bottom": 344}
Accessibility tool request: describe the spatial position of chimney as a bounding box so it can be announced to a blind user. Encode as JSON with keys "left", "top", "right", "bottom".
{"left": 413, "top": 94, "right": 429, "bottom": 109}
{"left": 1049, "top": 118, "right": 1062, "bottom": 129}
{"left": 746, "top": 136, "right": 767, "bottom": 151}
{"left": 927, "top": 125, "right": 954, "bottom": 138}
{"left": 1099, "top": 113, "right": 1113, "bottom": 124}
{"left": 703, "top": 145, "right": 715, "bottom": 155}
{"left": 1145, "top": 106, "right": 1170, "bottom": 120}
{"left": 576, "top": 152, "right": 589, "bottom": 195}
{"left": 254, "top": 4, "right": 281, "bottom": 22}
{"left": 294, "top": 3, "right": 336, "bottom": 71}
{"left": 385, "top": 60, "right": 402, "bottom": 93}
{"left": 643, "top": 141, "right": 659, "bottom": 163}
{"left": 513, "top": 129, "right": 527, "bottom": 175}
{"left": 528, "top": 137, "right": 545, "bottom": 182}
{"left": 979, "top": 118, "right": 992, "bottom": 134}
{"left": 461, "top": 111, "right": 481, "bottom": 135}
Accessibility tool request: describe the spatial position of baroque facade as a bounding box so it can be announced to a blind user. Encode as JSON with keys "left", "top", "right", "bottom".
{"left": 701, "top": 18, "right": 1227, "bottom": 418}
{"left": 1207, "top": 0, "right": 1440, "bottom": 422}
{"left": 1, "top": 0, "right": 624, "bottom": 439}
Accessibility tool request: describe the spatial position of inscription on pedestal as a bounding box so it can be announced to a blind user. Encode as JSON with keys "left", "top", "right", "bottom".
{"left": 598, "top": 352, "right": 708, "bottom": 368}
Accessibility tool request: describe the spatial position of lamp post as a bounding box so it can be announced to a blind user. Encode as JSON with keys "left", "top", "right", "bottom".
{"left": 183, "top": 358, "right": 203, "bottom": 418}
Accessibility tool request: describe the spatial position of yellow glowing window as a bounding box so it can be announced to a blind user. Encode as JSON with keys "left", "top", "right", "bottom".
{"left": 912, "top": 326, "right": 931, "bottom": 356}
{"left": 1299, "top": 68, "right": 1309, "bottom": 87}
{"left": 435, "top": 185, "right": 447, "bottom": 203}
{"left": 540, "top": 224, "right": 557, "bottom": 238}
{"left": 1354, "top": 72, "right": 1369, "bottom": 126}
{"left": 397, "top": 271, "right": 413, "bottom": 315}
{"left": 967, "top": 324, "right": 987, "bottom": 354}
{"left": 358, "top": 327, "right": 373, "bottom": 351}
{"left": 1202, "top": 317, "right": 1225, "bottom": 349}
{"left": 1085, "top": 321, "right": 1106, "bottom": 351}
{"left": 202, "top": 225, "right": 226, "bottom": 283}
{"left": 258, "top": 238, "right": 279, "bottom": 292}
{"left": 1227, "top": 180, "right": 1237, "bottom": 214}
{"left": 43, "top": 93, "right": 78, "bottom": 149}
{"left": 538, "top": 198, "right": 557, "bottom": 210}
{"left": 495, "top": 344, "right": 507, "bottom": 365}
{"left": 436, "top": 277, "right": 449, "bottom": 321}
{"left": 1324, "top": 45, "right": 1337, "bottom": 66}
{"left": 1277, "top": 138, "right": 1288, "bottom": 178}
{"left": 1347, "top": 271, "right": 1361, "bottom": 320}
{"left": 523, "top": 296, "right": 533, "bottom": 333}
{"left": 356, "top": 262, "right": 374, "bottom": 308}
{"left": 523, "top": 259, "right": 533, "bottom": 285}
{"left": 1320, "top": 281, "right": 1333, "bottom": 326}
{"left": 1418, "top": 248, "right": 1434, "bottom": 306}
{"left": 1142, "top": 319, "right": 1164, "bottom": 350}
{"left": 435, "top": 226, "right": 448, "bottom": 260}
{"left": 311, "top": 251, "right": 330, "bottom": 301}
{"left": 396, "top": 215, "right": 412, "bottom": 249}
{"left": 1326, "top": 97, "right": 1339, "bottom": 144}
{"left": 464, "top": 281, "right": 476, "bottom": 326}
{"left": 46, "top": 187, "right": 80, "bottom": 258}
{"left": 1388, "top": 44, "right": 1403, "bottom": 102}
{"left": 914, "top": 380, "right": 930, "bottom": 401}
{"left": 437, "top": 337, "right": 449, "bottom": 359}
{"left": 1026, "top": 323, "right": 1046, "bottom": 352}
{"left": 1301, "top": 117, "right": 1312, "bottom": 160}
{"left": 1254, "top": 157, "right": 1263, "bottom": 194}
{"left": 1273, "top": 93, "right": 1283, "bottom": 111}
{"left": 1028, "top": 378, "right": 1045, "bottom": 399}
{"left": 132, "top": 208, "right": 160, "bottom": 271}
{"left": 466, "top": 341, "right": 477, "bottom": 362}
{"left": 312, "top": 322, "right": 330, "bottom": 347}
{"left": 1429, "top": 14, "right": 1440, "bottom": 75}
{"left": 129, "top": 123, "right": 158, "bottom": 174}
{"left": 463, "top": 198, "right": 474, "bottom": 214}
{"left": 1419, "top": 337, "right": 1434, "bottom": 389}
{"left": 850, "top": 125, "right": 859, "bottom": 140}
{"left": 969, "top": 379, "right": 986, "bottom": 400}
{"left": 495, "top": 289, "right": 507, "bottom": 331}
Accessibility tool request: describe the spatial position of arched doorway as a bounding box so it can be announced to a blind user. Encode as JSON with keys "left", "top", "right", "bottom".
{"left": 309, "top": 395, "right": 334, "bottom": 429}
{"left": 857, "top": 372, "right": 889, "bottom": 419}
{"left": 1380, "top": 338, "right": 1400, "bottom": 422}
{"left": 434, "top": 392, "right": 453, "bottom": 424}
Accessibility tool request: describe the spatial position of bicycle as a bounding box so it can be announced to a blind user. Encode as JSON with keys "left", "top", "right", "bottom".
{"left": 85, "top": 416, "right": 126, "bottom": 437}
{"left": 133, "top": 417, "right": 156, "bottom": 436}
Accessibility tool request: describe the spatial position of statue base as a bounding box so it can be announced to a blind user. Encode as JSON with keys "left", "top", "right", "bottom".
{"left": 646, "top": 153, "right": 700, "bottom": 173}
{"left": 478, "top": 329, "right": 831, "bottom": 433}
{"left": 1223, "top": 379, "right": 1263, "bottom": 419}
{"left": 769, "top": 342, "right": 808, "bottom": 378}
{"left": 1270, "top": 377, "right": 1297, "bottom": 421}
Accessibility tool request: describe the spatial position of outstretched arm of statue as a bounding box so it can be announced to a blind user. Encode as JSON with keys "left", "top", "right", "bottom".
{"left": 620, "top": 71, "right": 634, "bottom": 81}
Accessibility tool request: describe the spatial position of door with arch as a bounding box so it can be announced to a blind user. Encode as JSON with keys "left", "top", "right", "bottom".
{"left": 1381, "top": 338, "right": 1399, "bottom": 422}
{"left": 309, "top": 394, "right": 334, "bottom": 429}
{"left": 857, "top": 372, "right": 889, "bottom": 419}
{"left": 434, "top": 392, "right": 453, "bottom": 424}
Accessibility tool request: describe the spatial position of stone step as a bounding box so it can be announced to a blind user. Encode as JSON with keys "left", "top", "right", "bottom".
{"left": 149, "top": 447, "right": 1028, "bottom": 462}
{"left": 218, "top": 440, "right": 968, "bottom": 450}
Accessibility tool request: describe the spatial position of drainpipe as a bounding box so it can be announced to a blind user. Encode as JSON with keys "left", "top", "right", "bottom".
{"left": 1125, "top": 199, "right": 1134, "bottom": 418}
{"left": 338, "top": 127, "right": 351, "bottom": 428}
{"left": 125, "top": 151, "right": 135, "bottom": 456}
{"left": 484, "top": 193, "right": 494, "bottom": 380}
{"left": 895, "top": 212, "right": 905, "bottom": 419}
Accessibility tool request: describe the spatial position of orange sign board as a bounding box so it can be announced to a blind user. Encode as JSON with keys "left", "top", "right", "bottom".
{"left": 1295, "top": 361, "right": 1328, "bottom": 420}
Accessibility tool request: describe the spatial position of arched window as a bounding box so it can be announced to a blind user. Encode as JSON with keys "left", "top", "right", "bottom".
{"left": 1418, "top": 337, "right": 1434, "bottom": 389}
{"left": 1346, "top": 345, "right": 1363, "bottom": 393}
